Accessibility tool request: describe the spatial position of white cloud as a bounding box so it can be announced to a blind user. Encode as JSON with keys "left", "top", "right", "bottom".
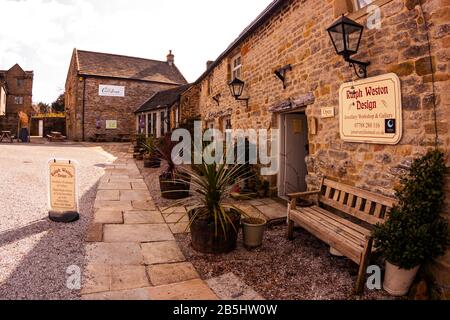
{"left": 0, "top": 0, "right": 273, "bottom": 103}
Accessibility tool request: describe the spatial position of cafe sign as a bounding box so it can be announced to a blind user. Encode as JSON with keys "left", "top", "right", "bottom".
{"left": 339, "top": 73, "right": 403, "bottom": 145}
{"left": 99, "top": 85, "right": 125, "bottom": 97}
{"left": 49, "top": 160, "right": 78, "bottom": 213}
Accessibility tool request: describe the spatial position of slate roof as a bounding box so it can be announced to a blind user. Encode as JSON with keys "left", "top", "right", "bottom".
{"left": 135, "top": 84, "right": 192, "bottom": 113}
{"left": 75, "top": 49, "right": 187, "bottom": 85}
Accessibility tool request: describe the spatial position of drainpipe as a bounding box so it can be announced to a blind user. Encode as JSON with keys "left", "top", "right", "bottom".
{"left": 81, "top": 76, "right": 86, "bottom": 142}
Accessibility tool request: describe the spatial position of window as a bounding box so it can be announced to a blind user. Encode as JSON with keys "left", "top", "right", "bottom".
{"left": 231, "top": 54, "right": 242, "bottom": 80}
{"left": 14, "top": 96, "right": 24, "bottom": 105}
{"left": 353, "top": 0, "right": 374, "bottom": 10}
{"left": 17, "top": 79, "right": 24, "bottom": 87}
{"left": 152, "top": 113, "right": 157, "bottom": 136}
{"left": 222, "top": 116, "right": 232, "bottom": 131}
{"left": 207, "top": 76, "right": 213, "bottom": 96}
{"left": 147, "top": 114, "right": 152, "bottom": 137}
{"left": 160, "top": 111, "right": 165, "bottom": 136}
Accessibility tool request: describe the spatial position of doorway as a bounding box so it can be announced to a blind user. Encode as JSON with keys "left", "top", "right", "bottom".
{"left": 279, "top": 112, "right": 309, "bottom": 198}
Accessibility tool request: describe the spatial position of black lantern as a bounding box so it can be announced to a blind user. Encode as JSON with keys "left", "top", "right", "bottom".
{"left": 228, "top": 78, "right": 249, "bottom": 107}
{"left": 327, "top": 15, "right": 370, "bottom": 78}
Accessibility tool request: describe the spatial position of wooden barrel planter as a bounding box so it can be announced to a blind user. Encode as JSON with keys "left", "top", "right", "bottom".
{"left": 189, "top": 209, "right": 241, "bottom": 254}
{"left": 159, "top": 174, "right": 191, "bottom": 199}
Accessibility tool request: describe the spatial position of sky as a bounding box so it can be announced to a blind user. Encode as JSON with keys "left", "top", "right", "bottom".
{"left": 0, "top": 0, "right": 273, "bottom": 104}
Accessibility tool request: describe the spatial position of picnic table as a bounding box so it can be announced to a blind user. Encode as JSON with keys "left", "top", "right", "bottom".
{"left": 46, "top": 131, "right": 67, "bottom": 142}
{"left": 0, "top": 131, "right": 13, "bottom": 143}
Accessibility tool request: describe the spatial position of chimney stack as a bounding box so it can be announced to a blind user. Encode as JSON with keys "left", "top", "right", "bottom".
{"left": 206, "top": 60, "right": 214, "bottom": 70}
{"left": 167, "top": 50, "right": 175, "bottom": 66}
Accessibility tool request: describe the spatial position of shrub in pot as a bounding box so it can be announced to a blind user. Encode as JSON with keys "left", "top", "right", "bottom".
{"left": 134, "top": 133, "right": 146, "bottom": 153}
{"left": 175, "top": 163, "right": 249, "bottom": 254}
{"left": 373, "top": 150, "right": 449, "bottom": 296}
{"left": 156, "top": 133, "right": 190, "bottom": 200}
{"left": 142, "top": 136, "right": 161, "bottom": 168}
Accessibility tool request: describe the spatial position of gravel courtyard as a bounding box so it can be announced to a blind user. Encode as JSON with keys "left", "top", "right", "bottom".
{"left": 0, "top": 142, "right": 116, "bottom": 300}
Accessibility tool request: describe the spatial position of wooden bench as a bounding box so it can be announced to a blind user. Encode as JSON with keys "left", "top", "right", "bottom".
{"left": 46, "top": 131, "right": 67, "bottom": 142}
{"left": 287, "top": 177, "right": 396, "bottom": 294}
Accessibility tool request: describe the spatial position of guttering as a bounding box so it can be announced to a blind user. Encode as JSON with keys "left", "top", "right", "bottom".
{"left": 194, "top": 0, "right": 286, "bottom": 85}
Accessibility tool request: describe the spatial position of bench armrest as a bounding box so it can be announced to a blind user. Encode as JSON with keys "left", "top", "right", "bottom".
{"left": 288, "top": 190, "right": 321, "bottom": 199}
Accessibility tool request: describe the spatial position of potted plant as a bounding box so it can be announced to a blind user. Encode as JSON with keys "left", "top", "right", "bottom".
{"left": 373, "top": 150, "right": 449, "bottom": 296}
{"left": 134, "top": 133, "right": 146, "bottom": 153}
{"left": 142, "top": 136, "right": 161, "bottom": 168}
{"left": 156, "top": 133, "right": 191, "bottom": 199}
{"left": 242, "top": 214, "right": 267, "bottom": 249}
{"left": 175, "top": 163, "right": 249, "bottom": 254}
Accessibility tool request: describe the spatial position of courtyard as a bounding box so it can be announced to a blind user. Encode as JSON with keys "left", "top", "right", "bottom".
{"left": 0, "top": 142, "right": 396, "bottom": 300}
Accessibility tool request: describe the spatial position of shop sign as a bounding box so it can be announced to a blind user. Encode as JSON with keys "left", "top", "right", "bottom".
{"left": 339, "top": 73, "right": 402, "bottom": 145}
{"left": 99, "top": 85, "right": 125, "bottom": 97}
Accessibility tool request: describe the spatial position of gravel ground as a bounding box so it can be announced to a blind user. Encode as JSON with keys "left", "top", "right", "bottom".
{"left": 176, "top": 226, "right": 391, "bottom": 300}
{"left": 0, "top": 142, "right": 116, "bottom": 300}
{"left": 137, "top": 160, "right": 391, "bottom": 300}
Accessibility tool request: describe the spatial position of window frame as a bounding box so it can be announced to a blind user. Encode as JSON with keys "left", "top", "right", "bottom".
{"left": 17, "top": 78, "right": 24, "bottom": 87}
{"left": 348, "top": 0, "right": 392, "bottom": 20}
{"left": 14, "top": 96, "right": 24, "bottom": 105}
{"left": 231, "top": 54, "right": 242, "bottom": 80}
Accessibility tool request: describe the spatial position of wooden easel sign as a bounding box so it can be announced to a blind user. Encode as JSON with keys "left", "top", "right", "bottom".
{"left": 48, "top": 159, "right": 80, "bottom": 223}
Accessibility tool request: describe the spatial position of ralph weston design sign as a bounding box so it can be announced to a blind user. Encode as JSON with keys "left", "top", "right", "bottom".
{"left": 339, "top": 73, "right": 403, "bottom": 145}
{"left": 99, "top": 85, "right": 125, "bottom": 97}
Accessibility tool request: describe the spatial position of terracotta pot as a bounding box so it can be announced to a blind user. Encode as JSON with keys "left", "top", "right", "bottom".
{"left": 242, "top": 217, "right": 267, "bottom": 249}
{"left": 189, "top": 209, "right": 241, "bottom": 254}
{"left": 159, "top": 174, "right": 190, "bottom": 199}
{"left": 383, "top": 261, "right": 420, "bottom": 296}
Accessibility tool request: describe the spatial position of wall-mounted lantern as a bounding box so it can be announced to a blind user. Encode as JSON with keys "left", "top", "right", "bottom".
{"left": 327, "top": 15, "right": 370, "bottom": 78}
{"left": 274, "top": 64, "right": 292, "bottom": 89}
{"left": 228, "top": 78, "right": 249, "bottom": 108}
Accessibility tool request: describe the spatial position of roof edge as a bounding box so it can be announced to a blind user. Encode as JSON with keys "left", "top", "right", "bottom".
{"left": 194, "top": 0, "right": 286, "bottom": 85}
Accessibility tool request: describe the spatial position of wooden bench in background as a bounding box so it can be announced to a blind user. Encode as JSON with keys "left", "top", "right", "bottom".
{"left": 287, "top": 177, "right": 396, "bottom": 294}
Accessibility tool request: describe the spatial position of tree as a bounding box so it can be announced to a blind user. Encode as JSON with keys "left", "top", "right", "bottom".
{"left": 51, "top": 93, "right": 65, "bottom": 113}
{"left": 37, "top": 102, "right": 51, "bottom": 114}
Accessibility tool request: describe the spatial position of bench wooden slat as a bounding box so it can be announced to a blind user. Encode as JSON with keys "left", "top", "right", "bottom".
{"left": 333, "top": 189, "right": 341, "bottom": 202}
{"left": 320, "top": 197, "right": 384, "bottom": 225}
{"left": 325, "top": 186, "right": 332, "bottom": 199}
{"left": 364, "top": 200, "right": 373, "bottom": 215}
{"left": 290, "top": 211, "right": 362, "bottom": 264}
{"left": 306, "top": 206, "right": 371, "bottom": 237}
{"left": 300, "top": 208, "right": 366, "bottom": 246}
{"left": 374, "top": 204, "right": 383, "bottom": 218}
{"left": 323, "top": 179, "right": 396, "bottom": 207}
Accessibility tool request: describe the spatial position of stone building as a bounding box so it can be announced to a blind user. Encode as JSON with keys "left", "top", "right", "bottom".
{"left": 135, "top": 84, "right": 192, "bottom": 137}
{"left": 135, "top": 82, "right": 202, "bottom": 137}
{"left": 189, "top": 0, "right": 449, "bottom": 292}
{"left": 65, "top": 49, "right": 187, "bottom": 141}
{"left": 0, "top": 64, "right": 34, "bottom": 133}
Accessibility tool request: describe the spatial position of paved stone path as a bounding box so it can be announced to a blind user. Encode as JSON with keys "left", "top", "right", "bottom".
{"left": 81, "top": 146, "right": 217, "bottom": 300}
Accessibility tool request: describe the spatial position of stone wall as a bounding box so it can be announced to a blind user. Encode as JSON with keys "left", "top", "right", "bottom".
{"left": 180, "top": 84, "right": 201, "bottom": 124}
{"left": 196, "top": 0, "right": 449, "bottom": 291}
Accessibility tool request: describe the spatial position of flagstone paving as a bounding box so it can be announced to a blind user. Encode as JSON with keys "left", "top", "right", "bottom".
{"left": 82, "top": 148, "right": 217, "bottom": 300}
{"left": 83, "top": 145, "right": 283, "bottom": 300}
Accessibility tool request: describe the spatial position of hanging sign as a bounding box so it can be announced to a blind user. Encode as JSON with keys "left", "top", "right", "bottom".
{"left": 321, "top": 106, "right": 335, "bottom": 118}
{"left": 99, "top": 85, "right": 125, "bottom": 97}
{"left": 339, "top": 73, "right": 402, "bottom": 145}
{"left": 48, "top": 160, "right": 79, "bottom": 223}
